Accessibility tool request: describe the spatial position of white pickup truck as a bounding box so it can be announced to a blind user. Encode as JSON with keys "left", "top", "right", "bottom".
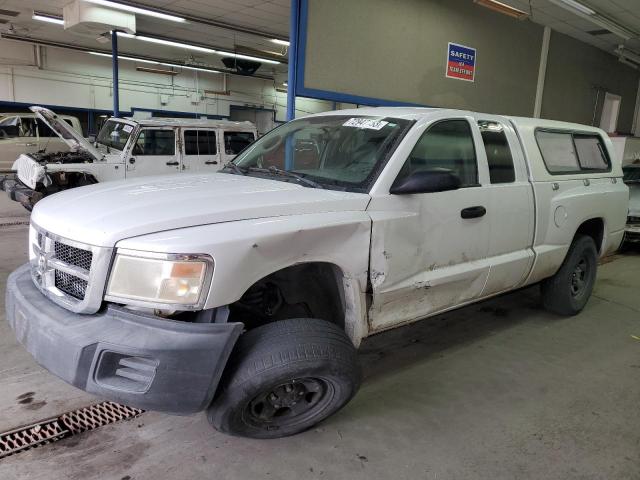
{"left": 5, "top": 107, "right": 627, "bottom": 439}
{"left": 0, "top": 107, "right": 257, "bottom": 210}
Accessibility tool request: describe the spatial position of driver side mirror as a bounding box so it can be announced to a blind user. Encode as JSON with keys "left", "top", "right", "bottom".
{"left": 390, "top": 168, "right": 461, "bottom": 195}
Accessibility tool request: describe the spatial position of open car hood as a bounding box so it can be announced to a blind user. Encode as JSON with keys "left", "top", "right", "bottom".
{"left": 30, "top": 106, "right": 103, "bottom": 161}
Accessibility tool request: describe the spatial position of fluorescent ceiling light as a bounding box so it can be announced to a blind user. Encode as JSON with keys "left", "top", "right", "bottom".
{"left": 83, "top": 0, "right": 186, "bottom": 22}
{"left": 548, "top": 0, "right": 635, "bottom": 40}
{"left": 118, "top": 33, "right": 280, "bottom": 65}
{"left": 160, "top": 62, "right": 220, "bottom": 73}
{"left": 131, "top": 34, "right": 216, "bottom": 53}
{"left": 271, "top": 39, "right": 290, "bottom": 46}
{"left": 223, "top": 52, "right": 280, "bottom": 64}
{"left": 473, "top": 0, "right": 529, "bottom": 20}
{"left": 89, "top": 51, "right": 220, "bottom": 73}
{"left": 548, "top": 0, "right": 595, "bottom": 16}
{"left": 32, "top": 13, "right": 64, "bottom": 25}
{"left": 90, "top": 51, "right": 158, "bottom": 64}
{"left": 616, "top": 46, "right": 640, "bottom": 65}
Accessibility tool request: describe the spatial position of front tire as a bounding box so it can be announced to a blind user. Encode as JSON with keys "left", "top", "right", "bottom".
{"left": 541, "top": 234, "right": 598, "bottom": 315}
{"left": 208, "top": 318, "right": 361, "bottom": 439}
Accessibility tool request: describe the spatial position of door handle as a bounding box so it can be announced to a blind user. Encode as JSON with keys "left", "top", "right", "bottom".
{"left": 204, "top": 161, "right": 218, "bottom": 165}
{"left": 461, "top": 206, "right": 486, "bottom": 219}
{"left": 166, "top": 161, "right": 179, "bottom": 166}
{"left": 25, "top": 142, "right": 37, "bottom": 147}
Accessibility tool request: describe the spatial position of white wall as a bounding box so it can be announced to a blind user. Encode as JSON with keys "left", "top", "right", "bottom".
{"left": 0, "top": 39, "right": 332, "bottom": 122}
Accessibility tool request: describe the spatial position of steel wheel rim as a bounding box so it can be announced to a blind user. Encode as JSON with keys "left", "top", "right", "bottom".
{"left": 570, "top": 256, "right": 589, "bottom": 297}
{"left": 245, "top": 377, "right": 334, "bottom": 429}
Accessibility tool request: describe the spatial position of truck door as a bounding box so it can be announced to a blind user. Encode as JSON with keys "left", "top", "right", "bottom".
{"left": 220, "top": 130, "right": 256, "bottom": 165}
{"left": 472, "top": 116, "right": 535, "bottom": 297}
{"left": 181, "top": 128, "right": 221, "bottom": 172}
{"left": 367, "top": 117, "right": 491, "bottom": 332}
{"left": 126, "top": 127, "right": 180, "bottom": 178}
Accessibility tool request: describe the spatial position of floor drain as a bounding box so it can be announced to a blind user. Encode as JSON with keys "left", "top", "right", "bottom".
{"left": 0, "top": 402, "right": 144, "bottom": 460}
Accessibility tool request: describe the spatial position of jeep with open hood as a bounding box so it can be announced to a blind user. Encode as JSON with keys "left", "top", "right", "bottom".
{"left": 5, "top": 107, "right": 627, "bottom": 439}
{"left": 0, "top": 106, "right": 257, "bottom": 210}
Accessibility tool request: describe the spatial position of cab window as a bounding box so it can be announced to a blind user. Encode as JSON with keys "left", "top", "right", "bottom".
{"left": 134, "top": 129, "right": 175, "bottom": 156}
{"left": 478, "top": 121, "right": 515, "bottom": 183}
{"left": 396, "top": 119, "right": 478, "bottom": 187}
{"left": 224, "top": 131, "right": 255, "bottom": 155}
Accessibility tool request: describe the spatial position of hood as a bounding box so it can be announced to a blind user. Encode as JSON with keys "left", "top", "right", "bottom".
{"left": 30, "top": 106, "right": 103, "bottom": 161}
{"left": 31, "top": 173, "right": 371, "bottom": 247}
{"left": 629, "top": 183, "right": 640, "bottom": 217}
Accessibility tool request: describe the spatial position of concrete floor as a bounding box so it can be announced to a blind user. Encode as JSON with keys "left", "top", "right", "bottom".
{"left": 0, "top": 194, "right": 639, "bottom": 479}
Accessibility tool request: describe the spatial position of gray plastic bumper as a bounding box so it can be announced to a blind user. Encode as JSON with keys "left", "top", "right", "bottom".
{"left": 0, "top": 175, "right": 41, "bottom": 209}
{"left": 5, "top": 264, "right": 243, "bottom": 414}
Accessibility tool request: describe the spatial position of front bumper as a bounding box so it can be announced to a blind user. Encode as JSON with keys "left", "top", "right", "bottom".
{"left": 624, "top": 223, "right": 640, "bottom": 243}
{"left": 0, "top": 175, "right": 42, "bottom": 210}
{"left": 6, "top": 264, "right": 243, "bottom": 414}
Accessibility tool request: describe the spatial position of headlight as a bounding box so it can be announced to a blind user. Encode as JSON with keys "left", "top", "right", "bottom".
{"left": 105, "top": 250, "right": 213, "bottom": 309}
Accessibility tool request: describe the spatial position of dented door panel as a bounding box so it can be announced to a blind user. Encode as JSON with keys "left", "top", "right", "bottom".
{"left": 367, "top": 190, "right": 491, "bottom": 332}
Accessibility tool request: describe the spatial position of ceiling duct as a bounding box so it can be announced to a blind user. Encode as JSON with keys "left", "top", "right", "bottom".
{"left": 222, "top": 57, "right": 261, "bottom": 76}
{"left": 63, "top": 0, "right": 136, "bottom": 36}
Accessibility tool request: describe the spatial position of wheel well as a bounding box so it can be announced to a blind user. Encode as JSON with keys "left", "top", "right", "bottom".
{"left": 228, "top": 263, "right": 346, "bottom": 332}
{"left": 575, "top": 218, "right": 604, "bottom": 253}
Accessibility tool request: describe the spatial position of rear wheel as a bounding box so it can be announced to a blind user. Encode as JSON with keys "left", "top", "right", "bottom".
{"left": 541, "top": 235, "right": 598, "bottom": 315}
{"left": 208, "top": 318, "right": 361, "bottom": 439}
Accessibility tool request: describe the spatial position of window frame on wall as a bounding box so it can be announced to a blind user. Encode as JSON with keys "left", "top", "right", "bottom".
{"left": 534, "top": 128, "right": 611, "bottom": 175}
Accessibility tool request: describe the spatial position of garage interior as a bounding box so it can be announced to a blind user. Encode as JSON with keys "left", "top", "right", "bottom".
{"left": 0, "top": 0, "right": 640, "bottom": 479}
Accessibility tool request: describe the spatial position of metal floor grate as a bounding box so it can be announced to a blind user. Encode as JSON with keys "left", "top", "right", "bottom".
{"left": 0, "top": 402, "right": 144, "bottom": 460}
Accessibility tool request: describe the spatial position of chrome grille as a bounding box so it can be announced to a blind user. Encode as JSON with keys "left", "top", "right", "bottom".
{"left": 628, "top": 216, "right": 640, "bottom": 225}
{"left": 29, "top": 223, "right": 113, "bottom": 314}
{"left": 54, "top": 242, "right": 93, "bottom": 271}
{"left": 54, "top": 270, "right": 88, "bottom": 300}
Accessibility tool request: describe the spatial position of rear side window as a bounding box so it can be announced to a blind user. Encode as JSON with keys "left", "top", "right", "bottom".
{"left": 396, "top": 119, "right": 478, "bottom": 187}
{"left": 574, "top": 135, "right": 608, "bottom": 170}
{"left": 184, "top": 130, "right": 216, "bottom": 155}
{"left": 536, "top": 130, "right": 610, "bottom": 174}
{"left": 224, "top": 131, "right": 255, "bottom": 155}
{"left": 134, "top": 129, "right": 175, "bottom": 156}
{"left": 478, "top": 121, "right": 515, "bottom": 183}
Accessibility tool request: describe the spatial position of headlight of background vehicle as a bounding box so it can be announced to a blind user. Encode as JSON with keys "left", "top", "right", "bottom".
{"left": 106, "top": 250, "right": 214, "bottom": 309}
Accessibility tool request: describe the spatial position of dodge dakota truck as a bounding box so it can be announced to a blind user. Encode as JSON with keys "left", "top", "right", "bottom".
{"left": 5, "top": 107, "right": 627, "bottom": 439}
{"left": 0, "top": 106, "right": 257, "bottom": 210}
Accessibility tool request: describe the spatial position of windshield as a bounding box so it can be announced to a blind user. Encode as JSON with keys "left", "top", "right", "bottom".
{"left": 231, "top": 115, "right": 412, "bottom": 191}
{"left": 97, "top": 119, "right": 133, "bottom": 151}
{"left": 623, "top": 166, "right": 640, "bottom": 183}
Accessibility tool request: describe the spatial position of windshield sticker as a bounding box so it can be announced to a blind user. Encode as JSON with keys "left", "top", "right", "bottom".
{"left": 122, "top": 125, "right": 133, "bottom": 133}
{"left": 343, "top": 118, "right": 388, "bottom": 130}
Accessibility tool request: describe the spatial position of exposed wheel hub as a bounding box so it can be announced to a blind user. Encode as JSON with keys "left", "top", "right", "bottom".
{"left": 571, "top": 257, "right": 588, "bottom": 296}
{"left": 248, "top": 378, "right": 328, "bottom": 426}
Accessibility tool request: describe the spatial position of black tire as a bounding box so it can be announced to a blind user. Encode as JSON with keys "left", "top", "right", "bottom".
{"left": 541, "top": 234, "right": 598, "bottom": 316}
{"left": 208, "top": 318, "right": 361, "bottom": 439}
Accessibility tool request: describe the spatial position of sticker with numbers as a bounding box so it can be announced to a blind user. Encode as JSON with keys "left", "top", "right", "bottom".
{"left": 122, "top": 125, "right": 133, "bottom": 133}
{"left": 343, "top": 118, "right": 389, "bottom": 130}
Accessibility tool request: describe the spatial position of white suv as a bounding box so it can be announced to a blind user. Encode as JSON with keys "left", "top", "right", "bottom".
{"left": 0, "top": 112, "right": 83, "bottom": 170}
